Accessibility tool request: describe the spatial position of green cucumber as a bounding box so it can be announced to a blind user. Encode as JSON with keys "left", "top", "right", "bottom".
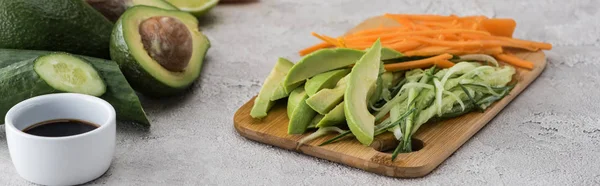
{"left": 34, "top": 53, "right": 106, "bottom": 96}
{"left": 0, "top": 49, "right": 150, "bottom": 126}
{"left": 304, "top": 69, "right": 350, "bottom": 97}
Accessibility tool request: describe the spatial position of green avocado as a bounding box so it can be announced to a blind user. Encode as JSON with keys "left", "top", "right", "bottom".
{"left": 0, "top": 0, "right": 113, "bottom": 59}
{"left": 305, "top": 69, "right": 350, "bottom": 97}
{"left": 284, "top": 48, "right": 402, "bottom": 92}
{"left": 283, "top": 48, "right": 364, "bottom": 92}
{"left": 287, "top": 87, "right": 317, "bottom": 134}
{"left": 110, "top": 6, "right": 210, "bottom": 97}
{"left": 345, "top": 40, "right": 382, "bottom": 146}
{"left": 270, "top": 58, "right": 296, "bottom": 101}
{"left": 250, "top": 58, "right": 294, "bottom": 119}
{"left": 305, "top": 75, "right": 348, "bottom": 115}
{"left": 86, "top": 0, "right": 178, "bottom": 22}
{"left": 316, "top": 101, "right": 346, "bottom": 127}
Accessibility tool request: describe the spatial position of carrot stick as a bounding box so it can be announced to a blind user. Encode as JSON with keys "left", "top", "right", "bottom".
{"left": 494, "top": 53, "right": 534, "bottom": 70}
{"left": 480, "top": 18, "right": 517, "bottom": 37}
{"left": 299, "top": 42, "right": 332, "bottom": 56}
{"left": 386, "top": 41, "right": 422, "bottom": 52}
{"left": 403, "top": 46, "right": 452, "bottom": 56}
{"left": 384, "top": 53, "right": 453, "bottom": 71}
{"left": 344, "top": 29, "right": 490, "bottom": 43}
{"left": 311, "top": 32, "right": 343, "bottom": 48}
{"left": 434, "top": 59, "right": 456, "bottom": 68}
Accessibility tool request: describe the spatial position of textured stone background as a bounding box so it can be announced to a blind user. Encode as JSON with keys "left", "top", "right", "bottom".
{"left": 1, "top": 0, "right": 599, "bottom": 185}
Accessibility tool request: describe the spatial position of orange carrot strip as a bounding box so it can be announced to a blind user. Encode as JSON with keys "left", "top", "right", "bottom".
{"left": 344, "top": 29, "right": 490, "bottom": 43}
{"left": 434, "top": 59, "right": 456, "bottom": 68}
{"left": 494, "top": 53, "right": 534, "bottom": 70}
{"left": 311, "top": 32, "right": 343, "bottom": 48}
{"left": 386, "top": 41, "right": 422, "bottom": 52}
{"left": 384, "top": 14, "right": 416, "bottom": 29}
{"left": 480, "top": 18, "right": 516, "bottom": 37}
{"left": 462, "top": 34, "right": 552, "bottom": 50}
{"left": 384, "top": 53, "right": 453, "bottom": 71}
{"left": 407, "top": 36, "right": 538, "bottom": 51}
{"left": 347, "top": 26, "right": 405, "bottom": 37}
{"left": 299, "top": 42, "right": 332, "bottom": 56}
{"left": 403, "top": 46, "right": 453, "bottom": 56}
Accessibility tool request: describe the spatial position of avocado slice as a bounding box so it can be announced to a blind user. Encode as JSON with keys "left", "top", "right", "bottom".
{"left": 86, "top": 0, "right": 178, "bottom": 22}
{"left": 316, "top": 101, "right": 346, "bottom": 127}
{"left": 0, "top": 0, "right": 113, "bottom": 59}
{"left": 381, "top": 47, "right": 403, "bottom": 60}
{"left": 250, "top": 58, "right": 294, "bottom": 119}
{"left": 345, "top": 40, "right": 382, "bottom": 146}
{"left": 305, "top": 69, "right": 350, "bottom": 97}
{"left": 283, "top": 48, "right": 402, "bottom": 92}
{"left": 287, "top": 87, "right": 317, "bottom": 134}
{"left": 305, "top": 75, "right": 349, "bottom": 115}
{"left": 308, "top": 114, "right": 324, "bottom": 129}
{"left": 110, "top": 6, "right": 210, "bottom": 96}
{"left": 283, "top": 48, "right": 365, "bottom": 92}
{"left": 270, "top": 58, "right": 296, "bottom": 101}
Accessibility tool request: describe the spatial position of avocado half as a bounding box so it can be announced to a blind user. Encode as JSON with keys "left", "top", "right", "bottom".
{"left": 110, "top": 6, "right": 210, "bottom": 97}
{"left": 86, "top": 0, "right": 178, "bottom": 22}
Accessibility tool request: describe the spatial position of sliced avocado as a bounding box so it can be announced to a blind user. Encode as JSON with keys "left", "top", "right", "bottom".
{"left": 250, "top": 58, "right": 294, "bottom": 119}
{"left": 110, "top": 6, "right": 210, "bottom": 96}
{"left": 270, "top": 58, "right": 296, "bottom": 101}
{"left": 345, "top": 40, "right": 382, "bottom": 146}
{"left": 86, "top": 0, "right": 178, "bottom": 22}
{"left": 0, "top": 0, "right": 113, "bottom": 59}
{"left": 305, "top": 75, "right": 349, "bottom": 115}
{"left": 316, "top": 101, "right": 346, "bottom": 127}
{"left": 287, "top": 87, "right": 317, "bottom": 134}
{"left": 283, "top": 48, "right": 364, "bottom": 91}
{"left": 305, "top": 69, "right": 350, "bottom": 97}
{"left": 381, "top": 47, "right": 403, "bottom": 60}
{"left": 308, "top": 114, "right": 324, "bottom": 129}
{"left": 284, "top": 48, "right": 402, "bottom": 91}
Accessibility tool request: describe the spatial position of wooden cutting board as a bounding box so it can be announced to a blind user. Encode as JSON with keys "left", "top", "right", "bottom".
{"left": 233, "top": 16, "right": 547, "bottom": 178}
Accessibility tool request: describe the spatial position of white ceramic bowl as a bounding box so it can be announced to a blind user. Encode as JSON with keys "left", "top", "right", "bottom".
{"left": 5, "top": 93, "right": 116, "bottom": 186}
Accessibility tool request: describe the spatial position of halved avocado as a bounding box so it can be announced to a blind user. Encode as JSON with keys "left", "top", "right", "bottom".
{"left": 87, "top": 0, "right": 178, "bottom": 22}
{"left": 110, "top": 6, "right": 210, "bottom": 96}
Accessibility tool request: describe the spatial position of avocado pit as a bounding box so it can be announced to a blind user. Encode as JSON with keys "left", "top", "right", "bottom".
{"left": 139, "top": 16, "right": 192, "bottom": 72}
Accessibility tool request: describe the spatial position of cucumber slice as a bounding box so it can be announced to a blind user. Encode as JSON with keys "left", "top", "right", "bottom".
{"left": 34, "top": 53, "right": 106, "bottom": 96}
{"left": 0, "top": 49, "right": 150, "bottom": 126}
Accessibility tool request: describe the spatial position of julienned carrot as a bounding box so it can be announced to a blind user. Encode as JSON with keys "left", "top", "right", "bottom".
{"left": 493, "top": 53, "right": 534, "bottom": 70}
{"left": 344, "top": 29, "right": 490, "bottom": 42}
{"left": 299, "top": 42, "right": 332, "bottom": 56}
{"left": 434, "top": 60, "right": 455, "bottom": 68}
{"left": 408, "top": 36, "right": 538, "bottom": 51}
{"left": 384, "top": 53, "right": 453, "bottom": 72}
{"left": 311, "top": 32, "right": 343, "bottom": 48}
{"left": 403, "top": 46, "right": 452, "bottom": 56}
{"left": 480, "top": 18, "right": 517, "bottom": 37}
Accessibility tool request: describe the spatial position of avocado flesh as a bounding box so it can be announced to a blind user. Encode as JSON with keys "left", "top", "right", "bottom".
{"left": 344, "top": 40, "right": 382, "bottom": 146}
{"left": 250, "top": 58, "right": 294, "bottom": 119}
{"left": 305, "top": 75, "right": 348, "bottom": 115}
{"left": 305, "top": 69, "right": 350, "bottom": 97}
{"left": 110, "top": 6, "right": 210, "bottom": 96}
{"left": 0, "top": 0, "right": 113, "bottom": 59}
{"left": 270, "top": 58, "right": 296, "bottom": 101}
{"left": 86, "top": 0, "right": 178, "bottom": 22}
{"left": 284, "top": 48, "right": 402, "bottom": 92}
{"left": 316, "top": 101, "right": 346, "bottom": 127}
{"left": 287, "top": 87, "right": 317, "bottom": 134}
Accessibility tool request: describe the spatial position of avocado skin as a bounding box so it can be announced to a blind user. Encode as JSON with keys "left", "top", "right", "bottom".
{"left": 109, "top": 10, "right": 211, "bottom": 97}
{"left": 0, "top": 0, "right": 113, "bottom": 59}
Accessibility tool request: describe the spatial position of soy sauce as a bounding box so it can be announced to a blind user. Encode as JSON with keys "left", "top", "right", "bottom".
{"left": 22, "top": 119, "right": 99, "bottom": 137}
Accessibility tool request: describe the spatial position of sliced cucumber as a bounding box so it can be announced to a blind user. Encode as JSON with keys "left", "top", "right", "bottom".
{"left": 34, "top": 53, "right": 106, "bottom": 96}
{"left": 0, "top": 49, "right": 150, "bottom": 126}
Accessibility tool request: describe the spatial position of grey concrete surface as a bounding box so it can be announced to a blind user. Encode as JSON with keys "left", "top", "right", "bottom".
{"left": 1, "top": 0, "right": 599, "bottom": 185}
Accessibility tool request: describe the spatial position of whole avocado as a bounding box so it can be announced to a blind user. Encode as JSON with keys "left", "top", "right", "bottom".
{"left": 0, "top": 0, "right": 113, "bottom": 59}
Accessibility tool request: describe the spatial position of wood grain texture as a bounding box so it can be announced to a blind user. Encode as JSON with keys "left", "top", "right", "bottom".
{"left": 233, "top": 16, "right": 547, "bottom": 178}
